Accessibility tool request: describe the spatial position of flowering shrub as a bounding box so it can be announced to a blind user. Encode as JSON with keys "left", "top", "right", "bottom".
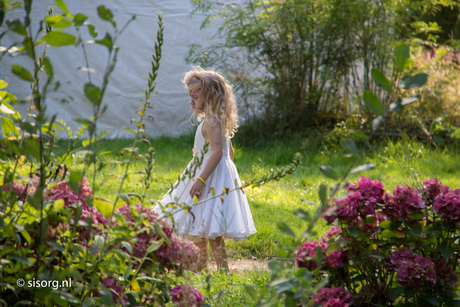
{"left": 170, "top": 284, "right": 204, "bottom": 307}
{"left": 311, "top": 287, "right": 352, "bottom": 307}
{"left": 296, "top": 176, "right": 460, "bottom": 306}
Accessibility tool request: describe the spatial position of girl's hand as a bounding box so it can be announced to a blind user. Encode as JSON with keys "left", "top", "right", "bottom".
{"left": 192, "top": 149, "right": 195, "bottom": 156}
{"left": 190, "top": 179, "right": 205, "bottom": 198}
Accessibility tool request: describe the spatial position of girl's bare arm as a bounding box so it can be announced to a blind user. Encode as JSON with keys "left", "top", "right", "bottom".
{"left": 189, "top": 119, "right": 223, "bottom": 197}
{"left": 229, "top": 139, "right": 234, "bottom": 161}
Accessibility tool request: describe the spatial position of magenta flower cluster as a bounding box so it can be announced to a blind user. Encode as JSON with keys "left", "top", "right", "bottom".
{"left": 347, "top": 176, "right": 385, "bottom": 204}
{"left": 422, "top": 178, "right": 449, "bottom": 206}
{"left": 323, "top": 176, "right": 385, "bottom": 223}
{"left": 296, "top": 227, "right": 347, "bottom": 270}
{"left": 382, "top": 185, "right": 425, "bottom": 222}
{"left": 311, "top": 287, "right": 352, "bottom": 307}
{"left": 433, "top": 189, "right": 460, "bottom": 223}
{"left": 170, "top": 284, "right": 204, "bottom": 307}
{"left": 2, "top": 177, "right": 39, "bottom": 200}
{"left": 296, "top": 241, "right": 328, "bottom": 269}
{"left": 115, "top": 203, "right": 198, "bottom": 270}
{"left": 386, "top": 248, "right": 436, "bottom": 290}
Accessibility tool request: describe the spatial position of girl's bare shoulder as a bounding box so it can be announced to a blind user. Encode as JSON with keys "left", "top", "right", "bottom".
{"left": 202, "top": 116, "right": 222, "bottom": 139}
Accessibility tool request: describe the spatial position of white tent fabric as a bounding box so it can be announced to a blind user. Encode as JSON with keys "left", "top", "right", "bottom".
{"left": 0, "top": 0, "right": 243, "bottom": 138}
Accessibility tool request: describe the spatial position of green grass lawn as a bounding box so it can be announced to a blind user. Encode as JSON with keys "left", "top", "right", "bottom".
{"left": 50, "top": 129, "right": 460, "bottom": 261}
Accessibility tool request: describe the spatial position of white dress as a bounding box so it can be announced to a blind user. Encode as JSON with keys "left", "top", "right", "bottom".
{"left": 153, "top": 121, "right": 257, "bottom": 242}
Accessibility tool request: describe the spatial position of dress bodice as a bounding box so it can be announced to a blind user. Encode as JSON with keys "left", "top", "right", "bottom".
{"left": 193, "top": 121, "right": 229, "bottom": 159}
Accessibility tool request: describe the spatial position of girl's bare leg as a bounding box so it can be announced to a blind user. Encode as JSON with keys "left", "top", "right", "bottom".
{"left": 209, "top": 236, "right": 229, "bottom": 273}
{"left": 194, "top": 238, "right": 208, "bottom": 272}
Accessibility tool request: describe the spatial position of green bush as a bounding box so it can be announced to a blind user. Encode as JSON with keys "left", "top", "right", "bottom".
{"left": 187, "top": 0, "right": 453, "bottom": 136}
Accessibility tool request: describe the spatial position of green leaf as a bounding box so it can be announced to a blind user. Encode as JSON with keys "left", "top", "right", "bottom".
{"left": 95, "top": 33, "right": 113, "bottom": 50}
{"left": 424, "top": 226, "right": 441, "bottom": 238}
{"left": 408, "top": 211, "right": 424, "bottom": 220}
{"left": 98, "top": 287, "right": 115, "bottom": 306}
{"left": 94, "top": 197, "right": 114, "bottom": 218}
{"left": 118, "top": 193, "right": 130, "bottom": 203}
{"left": 45, "top": 15, "right": 72, "bottom": 28}
{"left": 43, "top": 57, "right": 53, "bottom": 80}
{"left": 368, "top": 252, "right": 385, "bottom": 260}
{"left": 1, "top": 117, "right": 19, "bottom": 138}
{"left": 379, "top": 220, "right": 391, "bottom": 229}
{"left": 363, "top": 90, "right": 384, "bottom": 116}
{"left": 73, "top": 13, "right": 88, "bottom": 26}
{"left": 406, "top": 224, "right": 421, "bottom": 237}
{"left": 315, "top": 245, "right": 323, "bottom": 268}
{"left": 11, "top": 254, "right": 33, "bottom": 266}
{"left": 48, "top": 241, "right": 65, "bottom": 253}
{"left": 0, "top": 80, "right": 8, "bottom": 89}
{"left": 147, "top": 240, "right": 163, "bottom": 254}
{"left": 341, "top": 138, "right": 358, "bottom": 155}
{"left": 389, "top": 286, "right": 404, "bottom": 301}
{"left": 390, "top": 220, "right": 402, "bottom": 230}
{"left": 55, "top": 0, "right": 69, "bottom": 14}
{"left": 348, "top": 227, "right": 360, "bottom": 238}
{"left": 44, "top": 31, "right": 76, "bottom": 46}
{"left": 380, "top": 229, "right": 399, "bottom": 239}
{"left": 294, "top": 209, "right": 311, "bottom": 221}
{"left": 409, "top": 73, "right": 429, "bottom": 88}
{"left": 319, "top": 165, "right": 339, "bottom": 180}
{"left": 12, "top": 65, "right": 33, "bottom": 82}
{"left": 398, "top": 74, "right": 412, "bottom": 89}
{"left": 69, "top": 170, "right": 83, "bottom": 194}
{"left": 84, "top": 83, "right": 101, "bottom": 106}
{"left": 371, "top": 68, "right": 393, "bottom": 92}
{"left": 244, "top": 285, "right": 258, "bottom": 302}
{"left": 403, "top": 286, "right": 416, "bottom": 299}
{"left": 350, "top": 130, "right": 367, "bottom": 139}
{"left": 396, "top": 44, "right": 410, "bottom": 72}
{"left": 87, "top": 24, "right": 98, "bottom": 37}
{"left": 319, "top": 183, "right": 327, "bottom": 206}
{"left": 439, "top": 246, "right": 455, "bottom": 260}
{"left": 277, "top": 222, "right": 295, "bottom": 237}
{"left": 97, "top": 6, "right": 114, "bottom": 22}
{"left": 285, "top": 294, "right": 296, "bottom": 307}
{"left": 350, "top": 163, "right": 376, "bottom": 174}
{"left": 422, "top": 294, "right": 440, "bottom": 306}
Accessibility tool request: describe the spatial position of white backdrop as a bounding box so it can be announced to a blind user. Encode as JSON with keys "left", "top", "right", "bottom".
{"left": 0, "top": 0, "right": 241, "bottom": 138}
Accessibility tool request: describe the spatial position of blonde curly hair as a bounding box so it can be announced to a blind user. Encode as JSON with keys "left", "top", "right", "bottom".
{"left": 182, "top": 66, "right": 238, "bottom": 138}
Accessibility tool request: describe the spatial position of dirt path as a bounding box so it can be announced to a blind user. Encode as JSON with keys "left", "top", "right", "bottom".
{"left": 208, "top": 259, "right": 269, "bottom": 272}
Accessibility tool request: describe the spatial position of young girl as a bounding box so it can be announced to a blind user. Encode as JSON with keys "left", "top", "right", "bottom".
{"left": 155, "top": 66, "right": 256, "bottom": 272}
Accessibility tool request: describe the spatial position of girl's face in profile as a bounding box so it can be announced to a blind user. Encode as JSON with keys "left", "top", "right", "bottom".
{"left": 189, "top": 89, "right": 205, "bottom": 114}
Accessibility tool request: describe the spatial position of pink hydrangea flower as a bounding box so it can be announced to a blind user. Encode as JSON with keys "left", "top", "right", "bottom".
{"left": 115, "top": 203, "right": 197, "bottom": 270}
{"left": 324, "top": 298, "right": 350, "bottom": 307}
{"left": 295, "top": 241, "right": 328, "bottom": 269}
{"left": 311, "top": 287, "right": 352, "bottom": 307}
{"left": 433, "top": 189, "right": 460, "bottom": 223}
{"left": 170, "top": 284, "right": 204, "bottom": 307}
{"left": 326, "top": 249, "right": 349, "bottom": 268}
{"left": 323, "top": 226, "right": 342, "bottom": 242}
{"left": 386, "top": 248, "right": 436, "bottom": 289}
{"left": 435, "top": 261, "right": 458, "bottom": 288}
{"left": 323, "top": 192, "right": 361, "bottom": 223}
{"left": 422, "top": 178, "right": 449, "bottom": 206}
{"left": 2, "top": 177, "right": 39, "bottom": 200}
{"left": 347, "top": 176, "right": 385, "bottom": 204}
{"left": 382, "top": 185, "right": 425, "bottom": 222}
